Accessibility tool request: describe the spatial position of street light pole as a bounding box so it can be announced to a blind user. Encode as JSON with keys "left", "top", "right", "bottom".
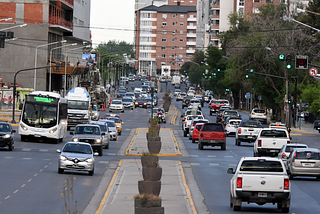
{"left": 49, "top": 43, "right": 77, "bottom": 92}
{"left": 34, "top": 40, "right": 67, "bottom": 91}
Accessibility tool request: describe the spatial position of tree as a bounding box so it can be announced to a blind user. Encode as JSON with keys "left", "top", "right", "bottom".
{"left": 96, "top": 40, "right": 134, "bottom": 57}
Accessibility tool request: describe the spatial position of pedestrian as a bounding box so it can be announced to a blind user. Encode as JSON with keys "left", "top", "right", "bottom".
{"left": 304, "top": 111, "right": 309, "bottom": 123}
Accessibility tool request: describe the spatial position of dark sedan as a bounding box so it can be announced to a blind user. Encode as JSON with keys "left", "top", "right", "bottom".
{"left": 0, "top": 122, "right": 15, "bottom": 151}
{"left": 135, "top": 98, "right": 147, "bottom": 108}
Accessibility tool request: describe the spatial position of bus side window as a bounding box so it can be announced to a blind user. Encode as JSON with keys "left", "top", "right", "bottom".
{"left": 59, "top": 103, "right": 68, "bottom": 119}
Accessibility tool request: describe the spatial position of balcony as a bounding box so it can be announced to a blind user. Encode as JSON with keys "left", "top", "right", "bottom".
{"left": 50, "top": 0, "right": 73, "bottom": 9}
{"left": 187, "top": 17, "right": 197, "bottom": 22}
{"left": 187, "top": 25, "right": 197, "bottom": 30}
{"left": 210, "top": 14, "right": 219, "bottom": 19}
{"left": 49, "top": 16, "right": 73, "bottom": 32}
{"left": 186, "top": 49, "right": 195, "bottom": 54}
{"left": 187, "top": 41, "right": 196, "bottom": 46}
{"left": 210, "top": 25, "right": 219, "bottom": 30}
{"left": 187, "top": 33, "right": 197, "bottom": 38}
{"left": 210, "top": 0, "right": 220, "bottom": 8}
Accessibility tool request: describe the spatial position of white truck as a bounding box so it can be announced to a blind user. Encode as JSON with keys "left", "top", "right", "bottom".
{"left": 254, "top": 128, "right": 291, "bottom": 157}
{"left": 228, "top": 157, "right": 291, "bottom": 213}
{"left": 183, "top": 115, "right": 204, "bottom": 137}
{"left": 65, "top": 87, "right": 91, "bottom": 130}
{"left": 171, "top": 75, "right": 180, "bottom": 85}
{"left": 235, "top": 120, "right": 264, "bottom": 146}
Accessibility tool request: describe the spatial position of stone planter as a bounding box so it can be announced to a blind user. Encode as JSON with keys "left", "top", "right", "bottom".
{"left": 135, "top": 207, "right": 164, "bottom": 214}
{"left": 146, "top": 132, "right": 161, "bottom": 142}
{"left": 134, "top": 198, "right": 162, "bottom": 208}
{"left": 147, "top": 140, "right": 161, "bottom": 154}
{"left": 141, "top": 155, "right": 159, "bottom": 168}
{"left": 142, "top": 167, "right": 162, "bottom": 181}
{"left": 138, "top": 180, "right": 161, "bottom": 196}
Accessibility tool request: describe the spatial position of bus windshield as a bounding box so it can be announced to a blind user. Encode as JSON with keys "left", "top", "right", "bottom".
{"left": 22, "top": 102, "right": 57, "bottom": 128}
{"left": 68, "top": 100, "right": 89, "bottom": 110}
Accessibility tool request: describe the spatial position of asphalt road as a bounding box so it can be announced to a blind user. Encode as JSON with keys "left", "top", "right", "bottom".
{"left": 1, "top": 80, "right": 319, "bottom": 214}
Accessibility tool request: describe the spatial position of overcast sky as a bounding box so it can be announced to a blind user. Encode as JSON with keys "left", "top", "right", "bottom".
{"left": 90, "top": 0, "right": 135, "bottom": 46}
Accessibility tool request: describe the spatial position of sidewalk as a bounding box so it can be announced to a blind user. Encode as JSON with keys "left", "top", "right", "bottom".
{"left": 83, "top": 125, "right": 208, "bottom": 214}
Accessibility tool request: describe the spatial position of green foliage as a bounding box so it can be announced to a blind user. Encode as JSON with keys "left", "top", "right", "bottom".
{"left": 300, "top": 82, "right": 320, "bottom": 119}
{"left": 96, "top": 40, "right": 134, "bottom": 57}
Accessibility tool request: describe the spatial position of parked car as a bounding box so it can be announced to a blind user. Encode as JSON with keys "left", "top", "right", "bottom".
{"left": 0, "top": 122, "right": 15, "bottom": 151}
{"left": 286, "top": 148, "right": 320, "bottom": 180}
{"left": 57, "top": 142, "right": 98, "bottom": 175}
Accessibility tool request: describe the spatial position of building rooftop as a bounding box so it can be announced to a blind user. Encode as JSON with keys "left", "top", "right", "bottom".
{"left": 140, "top": 4, "right": 196, "bottom": 13}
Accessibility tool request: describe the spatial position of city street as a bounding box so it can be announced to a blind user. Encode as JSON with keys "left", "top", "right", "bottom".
{"left": 0, "top": 81, "right": 320, "bottom": 214}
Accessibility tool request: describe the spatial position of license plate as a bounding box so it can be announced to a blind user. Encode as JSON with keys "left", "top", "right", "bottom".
{"left": 210, "top": 140, "right": 215, "bottom": 143}
{"left": 247, "top": 136, "right": 252, "bottom": 138}
{"left": 302, "top": 163, "right": 314, "bottom": 167}
{"left": 270, "top": 150, "right": 278, "bottom": 152}
{"left": 258, "top": 192, "right": 267, "bottom": 197}
{"left": 34, "top": 134, "right": 41, "bottom": 138}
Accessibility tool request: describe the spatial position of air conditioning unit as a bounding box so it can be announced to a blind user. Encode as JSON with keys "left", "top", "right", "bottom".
{"left": 162, "top": 25, "right": 165, "bottom": 28}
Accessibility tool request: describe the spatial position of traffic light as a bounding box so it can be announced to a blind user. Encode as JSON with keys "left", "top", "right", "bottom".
{"left": 217, "top": 69, "right": 220, "bottom": 72}
{"left": 226, "top": 89, "right": 230, "bottom": 92}
{"left": 279, "top": 54, "right": 285, "bottom": 60}
{"left": 286, "top": 54, "right": 292, "bottom": 69}
{"left": 250, "top": 69, "right": 253, "bottom": 73}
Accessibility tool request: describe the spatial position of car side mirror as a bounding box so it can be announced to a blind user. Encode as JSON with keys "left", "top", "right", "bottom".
{"left": 70, "top": 132, "right": 73, "bottom": 135}
{"left": 227, "top": 168, "right": 235, "bottom": 174}
{"left": 56, "top": 149, "right": 61, "bottom": 153}
{"left": 93, "top": 152, "right": 99, "bottom": 156}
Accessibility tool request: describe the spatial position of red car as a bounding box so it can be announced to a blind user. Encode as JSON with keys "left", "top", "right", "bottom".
{"left": 198, "top": 123, "right": 226, "bottom": 150}
{"left": 192, "top": 123, "right": 204, "bottom": 143}
{"left": 209, "top": 100, "right": 225, "bottom": 115}
{"left": 135, "top": 98, "right": 147, "bottom": 109}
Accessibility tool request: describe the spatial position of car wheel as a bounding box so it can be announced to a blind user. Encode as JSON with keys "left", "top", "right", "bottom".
{"left": 59, "top": 138, "right": 63, "bottom": 142}
{"left": 119, "top": 131, "right": 122, "bottom": 136}
{"left": 122, "top": 110, "right": 124, "bottom": 113}
{"left": 192, "top": 139, "right": 195, "bottom": 143}
{"left": 184, "top": 130, "right": 187, "bottom": 137}
{"left": 99, "top": 147, "right": 103, "bottom": 156}
{"left": 109, "top": 110, "right": 112, "bottom": 112}
{"left": 58, "top": 168, "right": 64, "bottom": 174}
{"left": 254, "top": 152, "right": 260, "bottom": 157}
{"left": 198, "top": 142, "right": 203, "bottom": 150}
{"left": 67, "top": 126, "right": 70, "bottom": 131}
{"left": 135, "top": 106, "right": 137, "bottom": 108}
{"left": 281, "top": 207, "right": 289, "bottom": 213}
{"left": 210, "top": 112, "right": 212, "bottom": 116}
{"left": 88, "top": 168, "right": 94, "bottom": 176}
{"left": 230, "top": 194, "right": 233, "bottom": 208}
{"left": 131, "top": 107, "right": 133, "bottom": 110}
{"left": 289, "top": 172, "right": 294, "bottom": 180}
{"left": 189, "top": 135, "right": 192, "bottom": 140}
{"left": 232, "top": 197, "right": 241, "bottom": 211}
{"left": 221, "top": 143, "right": 226, "bottom": 150}
{"left": 8, "top": 143, "right": 13, "bottom": 151}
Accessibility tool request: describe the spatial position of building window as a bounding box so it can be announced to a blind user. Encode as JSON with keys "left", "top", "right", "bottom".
{"left": 172, "top": 38, "right": 176, "bottom": 42}
{"left": 239, "top": 0, "right": 244, "bottom": 6}
{"left": 180, "top": 14, "right": 184, "bottom": 18}
{"left": 253, "top": 0, "right": 260, "bottom": 2}
{"left": 162, "top": 14, "right": 167, "bottom": 19}
{"left": 180, "top": 30, "right": 183, "bottom": 34}
{"left": 253, "top": 8, "right": 260, "bottom": 13}
{"left": 266, "top": 0, "right": 272, "bottom": 2}
{"left": 162, "top": 30, "right": 167, "bottom": 34}
{"left": 179, "top": 54, "right": 183, "bottom": 58}
{"left": 173, "top": 14, "right": 176, "bottom": 18}
{"left": 173, "top": 22, "right": 176, "bottom": 26}
{"left": 162, "top": 22, "right": 167, "bottom": 27}
{"left": 172, "top": 30, "right": 176, "bottom": 35}
{"left": 179, "top": 47, "right": 183, "bottom": 50}
{"left": 172, "top": 46, "right": 175, "bottom": 50}
{"left": 239, "top": 8, "right": 244, "bottom": 14}
{"left": 171, "top": 62, "right": 175, "bottom": 66}
{"left": 180, "top": 22, "right": 184, "bottom": 26}
{"left": 161, "top": 46, "right": 166, "bottom": 50}
{"left": 179, "top": 38, "right": 183, "bottom": 42}
{"left": 161, "top": 62, "right": 166, "bottom": 65}
{"left": 162, "top": 38, "right": 167, "bottom": 42}
{"left": 178, "top": 63, "right": 182, "bottom": 66}
{"left": 172, "top": 54, "right": 175, "bottom": 58}
{"left": 161, "top": 54, "right": 166, "bottom": 58}
{"left": 73, "top": 17, "right": 78, "bottom": 24}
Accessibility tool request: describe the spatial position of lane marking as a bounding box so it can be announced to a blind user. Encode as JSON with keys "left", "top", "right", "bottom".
{"left": 178, "top": 161, "right": 197, "bottom": 214}
{"left": 209, "top": 163, "right": 219, "bottom": 166}
{"left": 27, "top": 179, "right": 32, "bottom": 182}
{"left": 5, "top": 196, "right": 10, "bottom": 200}
{"left": 22, "top": 158, "right": 32, "bottom": 160}
{"left": 39, "top": 169, "right": 43, "bottom": 172}
{"left": 107, "top": 153, "right": 116, "bottom": 156}
{"left": 225, "top": 156, "right": 233, "bottom": 158}
{"left": 22, "top": 149, "right": 31, "bottom": 151}
{"left": 191, "top": 155, "right": 199, "bottom": 157}
{"left": 95, "top": 160, "right": 123, "bottom": 214}
{"left": 21, "top": 184, "right": 25, "bottom": 188}
{"left": 191, "top": 163, "right": 200, "bottom": 166}
{"left": 5, "top": 157, "right": 14, "bottom": 158}
{"left": 13, "top": 190, "right": 18, "bottom": 194}
{"left": 207, "top": 155, "right": 216, "bottom": 158}
{"left": 39, "top": 149, "right": 48, "bottom": 152}
{"left": 228, "top": 164, "right": 237, "bottom": 167}
{"left": 99, "top": 161, "right": 109, "bottom": 164}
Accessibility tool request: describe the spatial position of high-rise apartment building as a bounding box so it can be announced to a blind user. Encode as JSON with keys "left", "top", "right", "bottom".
{"left": 135, "top": 1, "right": 197, "bottom": 76}
{"left": 0, "top": 0, "right": 91, "bottom": 91}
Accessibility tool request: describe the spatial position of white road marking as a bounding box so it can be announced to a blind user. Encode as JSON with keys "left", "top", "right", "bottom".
{"left": 225, "top": 156, "right": 233, "bottom": 158}
{"left": 27, "top": 179, "right": 32, "bottom": 182}
{"left": 5, "top": 157, "right": 14, "bottom": 158}
{"left": 39, "top": 169, "right": 43, "bottom": 172}
{"left": 13, "top": 190, "right": 18, "bottom": 194}
{"left": 107, "top": 153, "right": 116, "bottom": 156}
{"left": 34, "top": 174, "right": 37, "bottom": 177}
{"left": 5, "top": 196, "right": 10, "bottom": 200}
{"left": 207, "top": 155, "right": 216, "bottom": 158}
{"left": 191, "top": 163, "right": 200, "bottom": 166}
{"left": 209, "top": 163, "right": 219, "bottom": 166}
{"left": 22, "top": 158, "right": 32, "bottom": 160}
{"left": 228, "top": 164, "right": 237, "bottom": 166}
{"left": 99, "top": 161, "right": 109, "bottom": 164}
{"left": 22, "top": 149, "right": 31, "bottom": 151}
{"left": 44, "top": 165, "right": 48, "bottom": 168}
{"left": 43, "top": 159, "right": 51, "bottom": 161}
{"left": 125, "top": 129, "right": 130, "bottom": 131}
{"left": 21, "top": 184, "right": 25, "bottom": 188}
{"left": 39, "top": 149, "right": 48, "bottom": 152}
{"left": 191, "top": 155, "right": 199, "bottom": 157}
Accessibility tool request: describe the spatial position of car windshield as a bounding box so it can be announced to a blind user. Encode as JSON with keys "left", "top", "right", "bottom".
{"left": 106, "top": 121, "right": 116, "bottom": 127}
{"left": 68, "top": 100, "right": 89, "bottom": 110}
{"left": 0, "top": 124, "right": 10, "bottom": 132}
{"left": 202, "top": 124, "right": 223, "bottom": 131}
{"left": 212, "top": 101, "right": 224, "bottom": 104}
{"left": 126, "top": 93, "right": 134, "bottom": 97}
{"left": 224, "top": 111, "right": 238, "bottom": 116}
{"left": 112, "top": 100, "right": 122, "bottom": 104}
{"left": 180, "top": 93, "right": 186, "bottom": 96}
{"left": 106, "top": 117, "right": 120, "bottom": 123}
{"left": 98, "top": 124, "right": 107, "bottom": 132}
{"left": 195, "top": 125, "right": 203, "bottom": 130}
{"left": 187, "top": 116, "right": 203, "bottom": 120}
{"left": 240, "top": 160, "right": 283, "bottom": 172}
{"left": 63, "top": 143, "right": 92, "bottom": 154}
{"left": 191, "top": 100, "right": 200, "bottom": 103}
{"left": 75, "top": 126, "right": 100, "bottom": 135}
{"left": 253, "top": 109, "right": 265, "bottom": 113}
{"left": 175, "top": 89, "right": 180, "bottom": 92}
{"left": 285, "top": 145, "right": 307, "bottom": 153}
{"left": 241, "top": 121, "right": 262, "bottom": 128}
{"left": 123, "top": 98, "right": 132, "bottom": 102}
{"left": 295, "top": 151, "right": 320, "bottom": 160}
{"left": 260, "top": 130, "right": 287, "bottom": 138}
{"left": 229, "top": 120, "right": 241, "bottom": 125}
{"left": 146, "top": 98, "right": 152, "bottom": 102}
{"left": 142, "top": 86, "right": 149, "bottom": 89}
{"left": 137, "top": 98, "right": 146, "bottom": 102}
{"left": 118, "top": 90, "right": 126, "bottom": 94}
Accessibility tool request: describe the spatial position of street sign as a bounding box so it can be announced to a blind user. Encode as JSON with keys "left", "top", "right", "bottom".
{"left": 295, "top": 55, "right": 308, "bottom": 69}
{"left": 245, "top": 93, "right": 250, "bottom": 99}
{"left": 258, "top": 95, "right": 262, "bottom": 100}
{"left": 309, "top": 68, "right": 318, "bottom": 76}
{"left": 301, "top": 103, "right": 309, "bottom": 107}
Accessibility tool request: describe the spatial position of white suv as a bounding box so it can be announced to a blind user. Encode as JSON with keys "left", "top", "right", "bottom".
{"left": 249, "top": 109, "right": 267, "bottom": 124}
{"left": 109, "top": 99, "right": 124, "bottom": 113}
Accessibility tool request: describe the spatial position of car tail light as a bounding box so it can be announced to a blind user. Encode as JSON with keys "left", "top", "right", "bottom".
{"left": 238, "top": 128, "right": 241, "bottom": 134}
{"left": 287, "top": 141, "right": 290, "bottom": 144}
{"left": 227, "top": 124, "right": 230, "bottom": 127}
{"left": 184, "top": 118, "right": 186, "bottom": 121}
{"left": 282, "top": 153, "right": 286, "bottom": 159}
{"left": 252, "top": 113, "right": 255, "bottom": 115}
{"left": 237, "top": 177, "right": 242, "bottom": 188}
{"left": 284, "top": 178, "right": 289, "bottom": 190}
{"left": 292, "top": 152, "right": 297, "bottom": 162}
{"left": 200, "top": 133, "right": 203, "bottom": 137}
{"left": 185, "top": 122, "right": 187, "bottom": 125}
{"left": 258, "top": 140, "right": 262, "bottom": 147}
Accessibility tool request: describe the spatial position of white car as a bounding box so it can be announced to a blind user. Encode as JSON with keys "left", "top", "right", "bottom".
{"left": 225, "top": 119, "right": 241, "bottom": 136}
{"left": 249, "top": 108, "right": 267, "bottom": 124}
{"left": 99, "top": 119, "right": 118, "bottom": 141}
{"left": 174, "top": 89, "right": 181, "bottom": 96}
{"left": 109, "top": 99, "right": 124, "bottom": 113}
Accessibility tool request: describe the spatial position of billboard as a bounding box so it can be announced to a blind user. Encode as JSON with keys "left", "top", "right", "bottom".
{"left": 82, "top": 53, "right": 96, "bottom": 69}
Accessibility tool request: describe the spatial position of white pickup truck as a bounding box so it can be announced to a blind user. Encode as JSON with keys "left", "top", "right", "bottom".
{"left": 227, "top": 157, "right": 291, "bottom": 212}
{"left": 183, "top": 115, "right": 204, "bottom": 137}
{"left": 235, "top": 120, "right": 264, "bottom": 146}
{"left": 254, "top": 128, "right": 291, "bottom": 157}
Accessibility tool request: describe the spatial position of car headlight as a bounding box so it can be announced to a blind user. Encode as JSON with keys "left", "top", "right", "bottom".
{"left": 94, "top": 112, "right": 98, "bottom": 116}
{"left": 144, "top": 103, "right": 147, "bottom": 105}
{"left": 96, "top": 139, "right": 102, "bottom": 143}
{"left": 84, "top": 114, "right": 89, "bottom": 119}
{"left": 73, "top": 138, "right": 79, "bottom": 142}
{"left": 20, "top": 123, "right": 28, "bottom": 131}
{"left": 49, "top": 127, "right": 57, "bottom": 134}
{"left": 86, "top": 158, "right": 93, "bottom": 163}
{"left": 135, "top": 102, "right": 138, "bottom": 105}
{"left": 117, "top": 126, "right": 120, "bottom": 128}
{"left": 61, "top": 120, "right": 67, "bottom": 125}
{"left": 60, "top": 156, "right": 67, "bottom": 161}
{"left": 4, "top": 134, "right": 11, "bottom": 138}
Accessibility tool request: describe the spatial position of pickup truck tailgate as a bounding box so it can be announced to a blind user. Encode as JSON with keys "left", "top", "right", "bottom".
{"left": 242, "top": 174, "right": 285, "bottom": 192}
{"left": 241, "top": 127, "right": 261, "bottom": 136}
{"left": 202, "top": 130, "right": 225, "bottom": 140}
{"left": 260, "top": 138, "right": 289, "bottom": 149}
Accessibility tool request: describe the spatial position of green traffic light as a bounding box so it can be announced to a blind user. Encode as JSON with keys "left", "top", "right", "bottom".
{"left": 287, "top": 64, "right": 291, "bottom": 69}
{"left": 279, "top": 54, "right": 285, "bottom": 60}
{"left": 213, "top": 73, "right": 216, "bottom": 76}
{"left": 250, "top": 69, "right": 253, "bottom": 73}
{"left": 203, "top": 73, "right": 205, "bottom": 76}
{"left": 245, "top": 74, "right": 249, "bottom": 78}
{"left": 205, "top": 76, "right": 207, "bottom": 78}
{"left": 209, "top": 76, "right": 211, "bottom": 79}
{"left": 217, "top": 69, "right": 220, "bottom": 72}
